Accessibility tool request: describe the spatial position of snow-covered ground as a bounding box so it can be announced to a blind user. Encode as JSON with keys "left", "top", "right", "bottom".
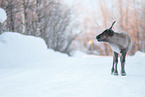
{"left": 0, "top": 32, "right": 145, "bottom": 97}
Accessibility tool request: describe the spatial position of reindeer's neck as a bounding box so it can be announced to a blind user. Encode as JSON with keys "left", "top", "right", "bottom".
{"left": 108, "top": 32, "right": 129, "bottom": 53}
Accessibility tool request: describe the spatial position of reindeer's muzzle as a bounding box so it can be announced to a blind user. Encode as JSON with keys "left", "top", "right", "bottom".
{"left": 96, "top": 35, "right": 101, "bottom": 41}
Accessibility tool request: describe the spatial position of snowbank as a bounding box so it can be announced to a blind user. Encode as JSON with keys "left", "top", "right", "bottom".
{"left": 134, "top": 51, "right": 145, "bottom": 57}
{"left": 0, "top": 32, "right": 67, "bottom": 68}
{"left": 0, "top": 8, "right": 7, "bottom": 23}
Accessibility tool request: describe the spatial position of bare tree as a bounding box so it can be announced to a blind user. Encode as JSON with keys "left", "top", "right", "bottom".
{"left": 0, "top": 0, "right": 75, "bottom": 55}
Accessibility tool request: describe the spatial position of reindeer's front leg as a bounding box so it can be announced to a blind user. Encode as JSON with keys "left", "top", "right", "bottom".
{"left": 112, "top": 52, "right": 118, "bottom": 75}
{"left": 120, "top": 50, "right": 127, "bottom": 76}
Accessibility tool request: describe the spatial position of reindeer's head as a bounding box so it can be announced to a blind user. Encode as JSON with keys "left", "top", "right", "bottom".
{"left": 96, "top": 21, "right": 116, "bottom": 42}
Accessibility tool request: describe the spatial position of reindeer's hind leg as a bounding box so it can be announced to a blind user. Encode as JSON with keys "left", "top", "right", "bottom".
{"left": 111, "top": 52, "right": 118, "bottom": 75}
{"left": 120, "top": 50, "right": 127, "bottom": 76}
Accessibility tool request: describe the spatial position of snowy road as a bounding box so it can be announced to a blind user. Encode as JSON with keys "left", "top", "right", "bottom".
{"left": 0, "top": 54, "right": 145, "bottom": 97}
{"left": 0, "top": 32, "right": 145, "bottom": 97}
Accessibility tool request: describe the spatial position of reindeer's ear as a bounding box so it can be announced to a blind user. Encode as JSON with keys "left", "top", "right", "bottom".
{"left": 109, "top": 21, "right": 116, "bottom": 29}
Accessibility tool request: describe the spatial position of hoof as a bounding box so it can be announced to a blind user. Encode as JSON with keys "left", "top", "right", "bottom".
{"left": 111, "top": 68, "right": 114, "bottom": 75}
{"left": 121, "top": 70, "right": 126, "bottom": 76}
{"left": 111, "top": 71, "right": 114, "bottom": 75}
{"left": 114, "top": 70, "right": 118, "bottom": 76}
{"left": 114, "top": 72, "right": 118, "bottom": 76}
{"left": 121, "top": 72, "right": 126, "bottom": 76}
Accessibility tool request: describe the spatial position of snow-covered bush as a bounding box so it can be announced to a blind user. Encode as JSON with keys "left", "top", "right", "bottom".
{"left": 0, "top": 8, "right": 7, "bottom": 23}
{"left": 0, "top": 8, "right": 7, "bottom": 34}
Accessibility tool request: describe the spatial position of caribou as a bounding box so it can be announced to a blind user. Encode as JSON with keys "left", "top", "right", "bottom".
{"left": 96, "top": 21, "right": 131, "bottom": 76}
